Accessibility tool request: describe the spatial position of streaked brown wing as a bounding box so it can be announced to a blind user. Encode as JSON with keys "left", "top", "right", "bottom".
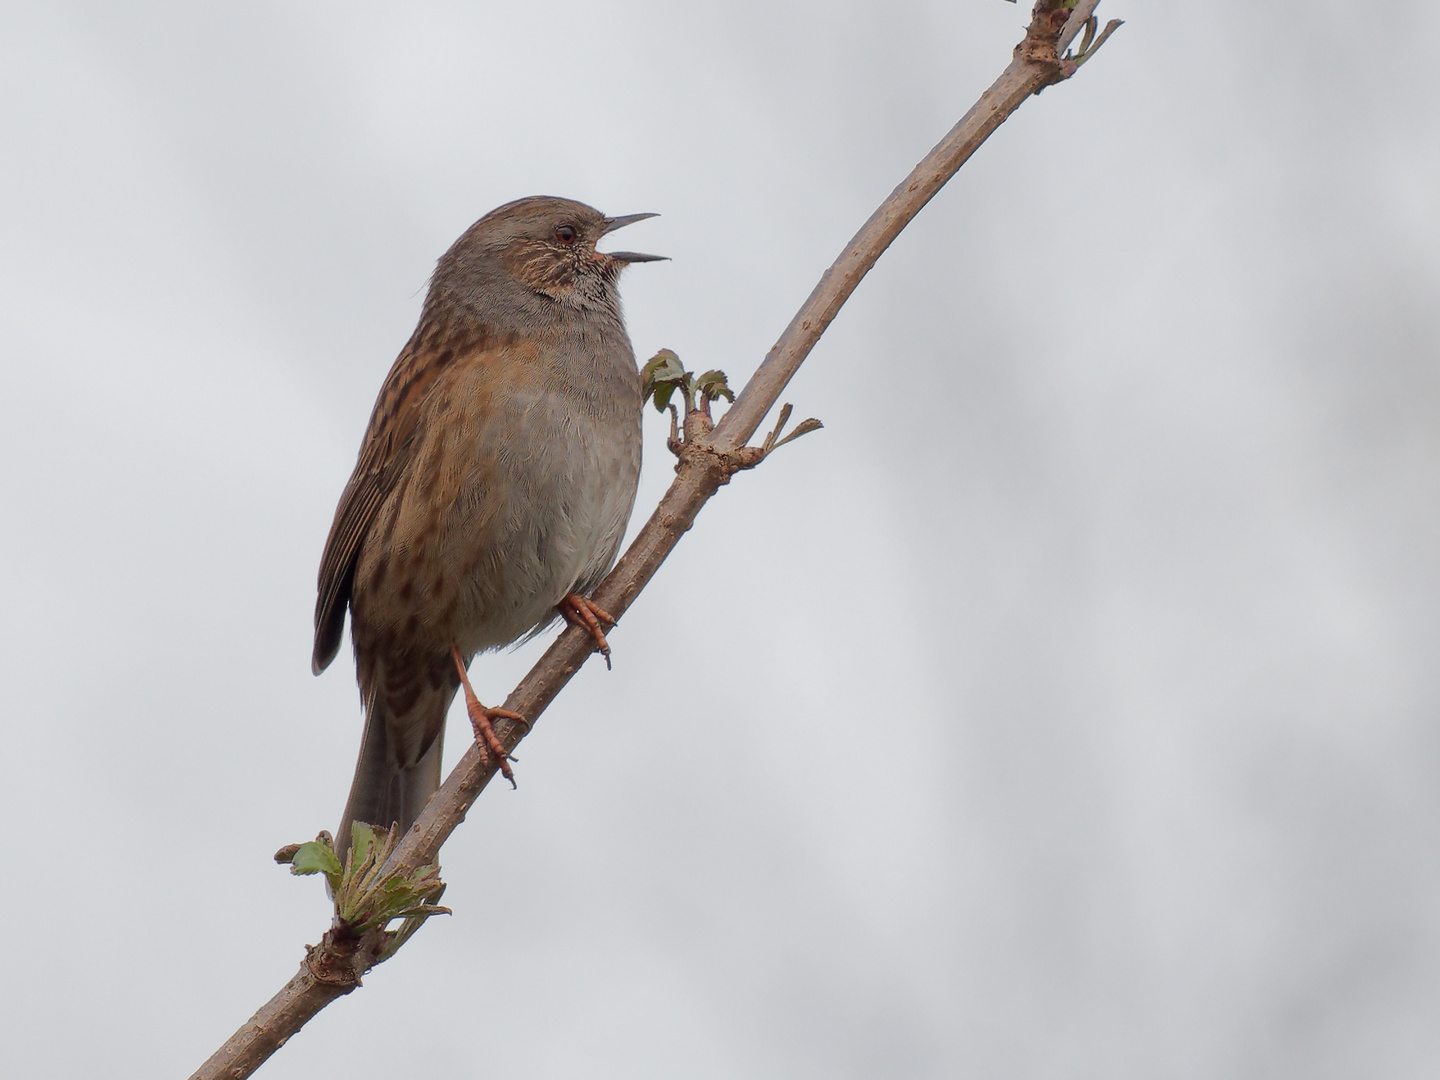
{"left": 311, "top": 315, "right": 489, "bottom": 673}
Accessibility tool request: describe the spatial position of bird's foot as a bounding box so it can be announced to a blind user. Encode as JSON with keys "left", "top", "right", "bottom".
{"left": 451, "top": 645, "right": 528, "bottom": 788}
{"left": 559, "top": 592, "right": 616, "bottom": 669}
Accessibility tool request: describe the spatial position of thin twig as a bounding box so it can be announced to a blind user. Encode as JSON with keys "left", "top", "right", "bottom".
{"left": 1058, "top": 0, "right": 1103, "bottom": 55}
{"left": 189, "top": 5, "right": 1120, "bottom": 1078}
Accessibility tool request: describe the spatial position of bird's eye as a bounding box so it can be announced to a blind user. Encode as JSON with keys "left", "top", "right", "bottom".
{"left": 555, "top": 224, "right": 577, "bottom": 244}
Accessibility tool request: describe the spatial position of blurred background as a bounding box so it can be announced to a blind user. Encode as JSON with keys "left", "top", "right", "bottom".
{"left": 3, "top": 2, "right": 1438, "bottom": 1077}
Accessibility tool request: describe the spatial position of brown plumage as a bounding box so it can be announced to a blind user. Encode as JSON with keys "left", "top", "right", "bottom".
{"left": 313, "top": 196, "right": 663, "bottom": 855}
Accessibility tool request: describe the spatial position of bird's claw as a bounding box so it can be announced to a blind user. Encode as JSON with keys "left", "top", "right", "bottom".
{"left": 560, "top": 592, "right": 616, "bottom": 669}
{"left": 451, "top": 645, "right": 527, "bottom": 786}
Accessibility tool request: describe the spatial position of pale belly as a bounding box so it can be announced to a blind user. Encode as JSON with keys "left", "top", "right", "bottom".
{"left": 440, "top": 389, "right": 641, "bottom": 653}
{"left": 349, "top": 338, "right": 642, "bottom": 663}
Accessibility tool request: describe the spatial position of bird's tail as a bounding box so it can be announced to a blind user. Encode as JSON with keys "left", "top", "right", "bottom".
{"left": 336, "top": 698, "right": 446, "bottom": 864}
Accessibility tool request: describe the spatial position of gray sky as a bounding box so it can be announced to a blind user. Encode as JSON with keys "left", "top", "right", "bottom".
{"left": 3, "top": 2, "right": 1439, "bottom": 1077}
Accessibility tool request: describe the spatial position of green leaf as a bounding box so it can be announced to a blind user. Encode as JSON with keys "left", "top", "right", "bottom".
{"left": 288, "top": 840, "right": 342, "bottom": 878}
{"left": 349, "top": 822, "right": 378, "bottom": 870}
{"left": 395, "top": 904, "right": 452, "bottom": 919}
{"left": 278, "top": 835, "right": 344, "bottom": 892}
{"left": 641, "top": 349, "right": 686, "bottom": 405}
{"left": 695, "top": 369, "right": 735, "bottom": 404}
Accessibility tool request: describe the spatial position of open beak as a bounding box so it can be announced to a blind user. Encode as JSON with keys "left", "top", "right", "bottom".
{"left": 601, "top": 212, "right": 666, "bottom": 263}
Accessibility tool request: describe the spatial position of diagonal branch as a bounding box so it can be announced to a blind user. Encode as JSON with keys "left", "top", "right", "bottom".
{"left": 190, "top": 4, "right": 1121, "bottom": 1078}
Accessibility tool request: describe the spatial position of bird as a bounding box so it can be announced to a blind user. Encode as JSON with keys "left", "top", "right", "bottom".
{"left": 312, "top": 195, "right": 664, "bottom": 859}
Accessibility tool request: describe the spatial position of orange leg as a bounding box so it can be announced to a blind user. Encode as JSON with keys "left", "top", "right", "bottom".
{"left": 451, "top": 645, "right": 528, "bottom": 788}
{"left": 560, "top": 592, "right": 617, "bottom": 669}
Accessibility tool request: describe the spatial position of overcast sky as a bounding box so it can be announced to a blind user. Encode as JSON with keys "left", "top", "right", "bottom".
{"left": 3, "top": 2, "right": 1439, "bottom": 1078}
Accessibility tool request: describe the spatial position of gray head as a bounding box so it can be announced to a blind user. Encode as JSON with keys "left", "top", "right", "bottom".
{"left": 430, "top": 196, "right": 663, "bottom": 324}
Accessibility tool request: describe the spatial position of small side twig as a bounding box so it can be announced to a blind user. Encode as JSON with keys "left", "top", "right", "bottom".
{"left": 641, "top": 357, "right": 822, "bottom": 473}
{"left": 1067, "top": 16, "right": 1124, "bottom": 71}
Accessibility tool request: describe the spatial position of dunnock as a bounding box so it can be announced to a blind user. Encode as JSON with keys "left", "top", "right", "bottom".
{"left": 312, "top": 196, "right": 663, "bottom": 856}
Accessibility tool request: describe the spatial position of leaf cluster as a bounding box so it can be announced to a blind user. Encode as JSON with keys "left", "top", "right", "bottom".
{"left": 641, "top": 349, "right": 735, "bottom": 416}
{"left": 275, "top": 824, "right": 449, "bottom": 959}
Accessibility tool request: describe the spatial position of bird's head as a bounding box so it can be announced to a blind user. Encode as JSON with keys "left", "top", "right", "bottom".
{"left": 437, "top": 195, "right": 664, "bottom": 316}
